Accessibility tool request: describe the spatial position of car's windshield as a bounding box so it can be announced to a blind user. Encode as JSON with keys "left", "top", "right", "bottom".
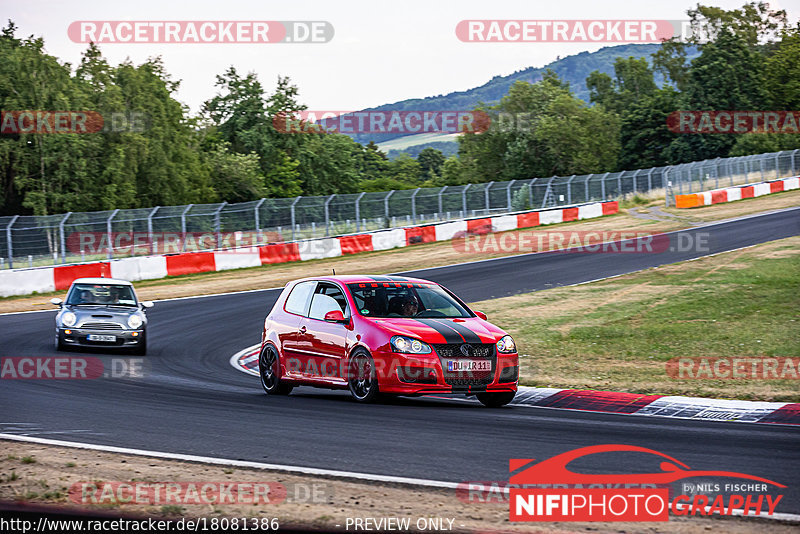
{"left": 66, "top": 283, "right": 137, "bottom": 306}
{"left": 347, "top": 283, "right": 471, "bottom": 318}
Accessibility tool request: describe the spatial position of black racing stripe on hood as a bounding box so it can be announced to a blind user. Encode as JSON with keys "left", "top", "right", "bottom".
{"left": 433, "top": 319, "right": 483, "bottom": 344}
{"left": 414, "top": 319, "right": 464, "bottom": 344}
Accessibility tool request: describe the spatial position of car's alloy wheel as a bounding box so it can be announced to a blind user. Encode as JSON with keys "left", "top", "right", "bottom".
{"left": 347, "top": 349, "right": 379, "bottom": 403}
{"left": 259, "top": 345, "right": 292, "bottom": 395}
{"left": 476, "top": 391, "right": 516, "bottom": 408}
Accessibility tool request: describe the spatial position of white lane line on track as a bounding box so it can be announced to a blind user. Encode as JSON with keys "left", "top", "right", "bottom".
{"left": 3, "top": 205, "right": 797, "bottom": 317}
{"left": 0, "top": 433, "right": 458, "bottom": 490}
{"left": 2, "top": 434, "right": 798, "bottom": 523}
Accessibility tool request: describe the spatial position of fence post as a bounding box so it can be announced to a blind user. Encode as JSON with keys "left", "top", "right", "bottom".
{"left": 507, "top": 179, "right": 515, "bottom": 211}
{"left": 106, "top": 209, "right": 119, "bottom": 260}
{"left": 324, "top": 195, "right": 335, "bottom": 237}
{"left": 254, "top": 198, "right": 265, "bottom": 243}
{"left": 528, "top": 179, "right": 536, "bottom": 207}
{"left": 355, "top": 192, "right": 365, "bottom": 232}
{"left": 147, "top": 206, "right": 159, "bottom": 255}
{"left": 214, "top": 202, "right": 227, "bottom": 249}
{"left": 384, "top": 190, "right": 395, "bottom": 227}
{"left": 438, "top": 186, "right": 447, "bottom": 219}
{"left": 647, "top": 168, "right": 653, "bottom": 191}
{"left": 181, "top": 204, "right": 193, "bottom": 252}
{"left": 617, "top": 172, "right": 622, "bottom": 196}
{"left": 632, "top": 170, "right": 641, "bottom": 193}
{"left": 566, "top": 175, "right": 575, "bottom": 204}
{"left": 411, "top": 188, "right": 421, "bottom": 224}
{"left": 600, "top": 172, "right": 609, "bottom": 200}
{"left": 793, "top": 149, "right": 799, "bottom": 174}
{"left": 585, "top": 175, "right": 592, "bottom": 201}
{"left": 290, "top": 196, "right": 301, "bottom": 241}
{"left": 775, "top": 152, "right": 780, "bottom": 178}
{"left": 462, "top": 184, "right": 471, "bottom": 217}
{"left": 6, "top": 214, "right": 18, "bottom": 269}
{"left": 59, "top": 212, "right": 71, "bottom": 264}
{"left": 664, "top": 166, "right": 672, "bottom": 206}
{"left": 484, "top": 181, "right": 494, "bottom": 214}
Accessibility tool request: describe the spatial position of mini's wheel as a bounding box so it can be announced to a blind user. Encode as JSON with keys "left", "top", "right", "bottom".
{"left": 132, "top": 334, "right": 147, "bottom": 356}
{"left": 347, "top": 348, "right": 380, "bottom": 403}
{"left": 259, "top": 344, "right": 293, "bottom": 395}
{"left": 54, "top": 333, "right": 65, "bottom": 351}
{"left": 477, "top": 391, "right": 516, "bottom": 408}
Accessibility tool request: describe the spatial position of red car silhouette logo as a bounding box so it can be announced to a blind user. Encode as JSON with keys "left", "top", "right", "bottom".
{"left": 510, "top": 444, "right": 785, "bottom": 487}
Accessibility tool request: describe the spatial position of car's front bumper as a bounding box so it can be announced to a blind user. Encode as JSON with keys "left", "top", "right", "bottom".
{"left": 57, "top": 328, "right": 144, "bottom": 349}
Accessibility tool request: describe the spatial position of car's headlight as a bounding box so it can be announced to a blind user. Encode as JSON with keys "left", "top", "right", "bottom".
{"left": 390, "top": 335, "right": 432, "bottom": 354}
{"left": 61, "top": 311, "right": 77, "bottom": 327}
{"left": 496, "top": 335, "right": 516, "bottom": 353}
{"left": 127, "top": 315, "right": 143, "bottom": 329}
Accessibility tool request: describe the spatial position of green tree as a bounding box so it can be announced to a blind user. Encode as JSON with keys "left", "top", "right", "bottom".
{"left": 417, "top": 147, "right": 445, "bottom": 181}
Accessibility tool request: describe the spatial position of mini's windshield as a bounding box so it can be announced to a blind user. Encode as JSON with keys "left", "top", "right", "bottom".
{"left": 347, "top": 283, "right": 471, "bottom": 318}
{"left": 66, "top": 283, "right": 137, "bottom": 306}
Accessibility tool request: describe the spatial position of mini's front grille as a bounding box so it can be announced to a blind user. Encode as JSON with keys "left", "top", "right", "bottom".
{"left": 433, "top": 343, "right": 496, "bottom": 386}
{"left": 79, "top": 322, "right": 123, "bottom": 330}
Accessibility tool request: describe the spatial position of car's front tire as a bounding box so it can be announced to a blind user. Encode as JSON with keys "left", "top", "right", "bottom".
{"left": 54, "top": 332, "right": 65, "bottom": 351}
{"left": 132, "top": 334, "right": 147, "bottom": 356}
{"left": 347, "top": 348, "right": 380, "bottom": 403}
{"left": 477, "top": 391, "right": 516, "bottom": 408}
{"left": 259, "top": 344, "right": 293, "bottom": 395}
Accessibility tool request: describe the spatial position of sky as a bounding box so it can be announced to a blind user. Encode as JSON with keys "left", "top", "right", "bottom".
{"left": 4, "top": 0, "right": 798, "bottom": 114}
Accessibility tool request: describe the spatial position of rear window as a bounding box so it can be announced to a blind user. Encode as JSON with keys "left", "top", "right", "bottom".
{"left": 284, "top": 281, "right": 316, "bottom": 316}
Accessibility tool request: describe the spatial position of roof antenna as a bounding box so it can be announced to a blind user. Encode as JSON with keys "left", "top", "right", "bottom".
{"left": 332, "top": 268, "right": 336, "bottom": 275}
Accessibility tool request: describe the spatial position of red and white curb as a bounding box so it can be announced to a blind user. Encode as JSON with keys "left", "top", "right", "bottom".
{"left": 675, "top": 175, "right": 799, "bottom": 208}
{"left": 231, "top": 344, "right": 799, "bottom": 425}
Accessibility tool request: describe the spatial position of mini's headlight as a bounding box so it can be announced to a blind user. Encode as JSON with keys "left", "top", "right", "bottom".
{"left": 127, "top": 315, "right": 143, "bottom": 329}
{"left": 390, "top": 335, "right": 432, "bottom": 354}
{"left": 61, "top": 311, "right": 76, "bottom": 327}
{"left": 496, "top": 335, "right": 516, "bottom": 353}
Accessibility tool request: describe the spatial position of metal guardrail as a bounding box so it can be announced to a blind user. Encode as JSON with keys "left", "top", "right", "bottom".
{"left": 1, "top": 150, "right": 797, "bottom": 269}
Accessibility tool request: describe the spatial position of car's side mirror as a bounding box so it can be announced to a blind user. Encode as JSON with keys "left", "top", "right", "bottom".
{"left": 324, "top": 310, "right": 346, "bottom": 323}
{"left": 474, "top": 311, "right": 488, "bottom": 321}
{"left": 141, "top": 301, "right": 154, "bottom": 309}
{"left": 50, "top": 298, "right": 63, "bottom": 307}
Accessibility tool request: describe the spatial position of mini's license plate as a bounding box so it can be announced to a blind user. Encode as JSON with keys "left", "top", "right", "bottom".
{"left": 87, "top": 334, "right": 116, "bottom": 342}
{"left": 447, "top": 359, "right": 491, "bottom": 372}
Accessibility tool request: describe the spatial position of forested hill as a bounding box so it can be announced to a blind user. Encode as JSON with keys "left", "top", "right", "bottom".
{"left": 351, "top": 43, "right": 696, "bottom": 145}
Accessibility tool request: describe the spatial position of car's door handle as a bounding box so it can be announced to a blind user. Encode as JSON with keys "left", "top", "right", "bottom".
{"left": 299, "top": 325, "right": 307, "bottom": 334}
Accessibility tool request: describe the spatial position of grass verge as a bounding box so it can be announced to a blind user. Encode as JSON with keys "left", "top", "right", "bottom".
{"left": 473, "top": 236, "right": 800, "bottom": 401}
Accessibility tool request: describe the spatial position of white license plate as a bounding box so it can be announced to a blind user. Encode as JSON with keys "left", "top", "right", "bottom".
{"left": 447, "top": 359, "right": 491, "bottom": 372}
{"left": 87, "top": 334, "right": 116, "bottom": 342}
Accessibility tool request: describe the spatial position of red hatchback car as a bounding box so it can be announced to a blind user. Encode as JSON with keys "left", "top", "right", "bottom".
{"left": 258, "top": 275, "right": 518, "bottom": 407}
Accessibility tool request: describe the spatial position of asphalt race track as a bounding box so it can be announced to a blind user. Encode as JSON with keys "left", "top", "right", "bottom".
{"left": 1, "top": 208, "right": 799, "bottom": 511}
